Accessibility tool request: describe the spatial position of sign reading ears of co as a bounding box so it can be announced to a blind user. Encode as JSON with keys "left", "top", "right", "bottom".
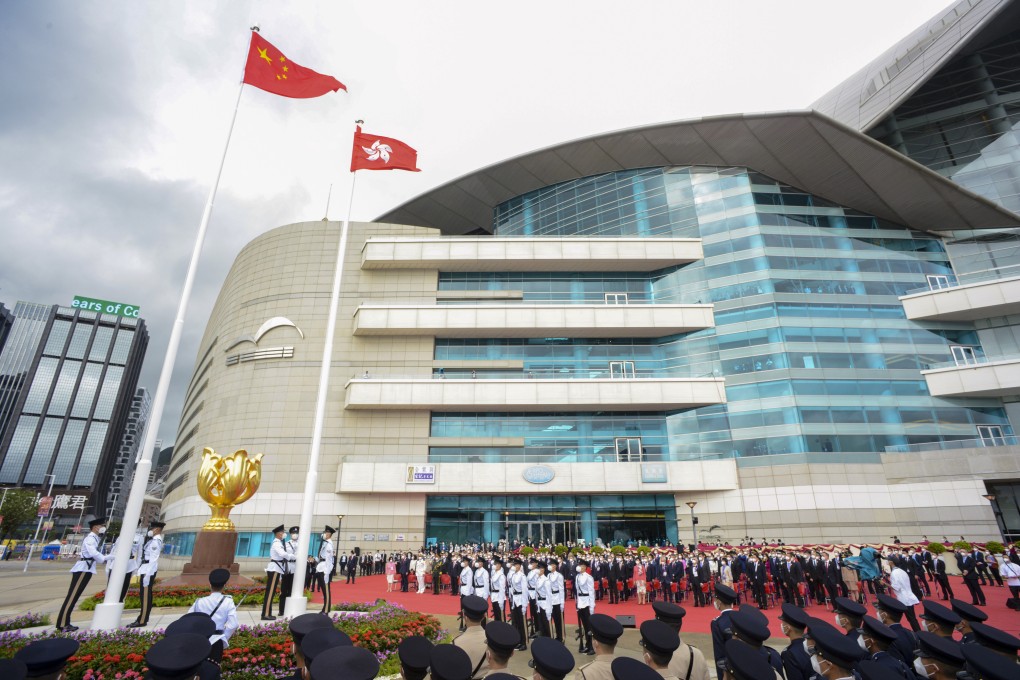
{"left": 71, "top": 295, "right": 141, "bottom": 318}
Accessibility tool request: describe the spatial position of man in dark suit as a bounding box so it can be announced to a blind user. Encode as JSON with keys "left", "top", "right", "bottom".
{"left": 747, "top": 554, "right": 768, "bottom": 608}
{"left": 785, "top": 554, "right": 806, "bottom": 607}
{"left": 608, "top": 557, "right": 621, "bottom": 604}
{"left": 958, "top": 549, "right": 986, "bottom": 605}
{"left": 824, "top": 553, "right": 842, "bottom": 603}
{"left": 973, "top": 548, "right": 990, "bottom": 585}
{"left": 398, "top": 552, "right": 411, "bottom": 592}
{"left": 910, "top": 549, "right": 932, "bottom": 597}
{"left": 932, "top": 550, "right": 953, "bottom": 600}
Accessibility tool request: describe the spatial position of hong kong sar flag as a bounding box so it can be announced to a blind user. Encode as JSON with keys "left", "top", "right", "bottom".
{"left": 243, "top": 31, "right": 346, "bottom": 98}
{"left": 351, "top": 126, "right": 421, "bottom": 172}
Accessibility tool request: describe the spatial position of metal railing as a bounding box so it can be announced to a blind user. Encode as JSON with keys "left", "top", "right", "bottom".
{"left": 903, "top": 265, "right": 1020, "bottom": 295}
{"left": 925, "top": 352, "right": 1020, "bottom": 371}
{"left": 884, "top": 436, "right": 1019, "bottom": 453}
{"left": 347, "top": 367, "right": 721, "bottom": 381}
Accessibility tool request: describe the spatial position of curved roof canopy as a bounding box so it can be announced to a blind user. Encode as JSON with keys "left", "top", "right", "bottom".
{"left": 376, "top": 110, "right": 1019, "bottom": 235}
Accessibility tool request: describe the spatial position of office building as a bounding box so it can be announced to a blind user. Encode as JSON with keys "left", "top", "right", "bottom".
{"left": 0, "top": 303, "right": 149, "bottom": 530}
{"left": 107, "top": 387, "right": 152, "bottom": 518}
{"left": 160, "top": 0, "right": 1020, "bottom": 562}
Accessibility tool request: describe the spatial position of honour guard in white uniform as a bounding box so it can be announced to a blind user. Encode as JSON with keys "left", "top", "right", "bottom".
{"left": 279, "top": 525, "right": 300, "bottom": 617}
{"left": 56, "top": 517, "right": 108, "bottom": 631}
{"left": 128, "top": 520, "right": 165, "bottom": 627}
{"left": 575, "top": 559, "right": 596, "bottom": 655}
{"left": 459, "top": 555, "right": 475, "bottom": 632}
{"left": 262, "top": 524, "right": 295, "bottom": 621}
{"left": 106, "top": 525, "right": 143, "bottom": 603}
{"left": 509, "top": 558, "right": 529, "bottom": 650}
{"left": 474, "top": 557, "right": 491, "bottom": 608}
{"left": 188, "top": 568, "right": 238, "bottom": 662}
{"left": 547, "top": 559, "right": 565, "bottom": 643}
{"left": 490, "top": 558, "right": 508, "bottom": 623}
{"left": 535, "top": 561, "right": 553, "bottom": 638}
{"left": 312, "top": 525, "right": 336, "bottom": 614}
{"left": 526, "top": 557, "right": 540, "bottom": 639}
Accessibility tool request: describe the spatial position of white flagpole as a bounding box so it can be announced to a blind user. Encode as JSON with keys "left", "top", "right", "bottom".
{"left": 284, "top": 121, "right": 362, "bottom": 617}
{"left": 90, "top": 31, "right": 255, "bottom": 631}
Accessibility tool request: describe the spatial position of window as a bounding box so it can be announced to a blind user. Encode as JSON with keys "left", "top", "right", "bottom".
{"left": 950, "top": 345, "right": 977, "bottom": 366}
{"left": 73, "top": 422, "right": 108, "bottom": 486}
{"left": 927, "top": 275, "right": 951, "bottom": 290}
{"left": 615, "top": 437, "right": 643, "bottom": 462}
{"left": 978, "top": 426, "right": 1006, "bottom": 446}
{"left": 605, "top": 293, "right": 629, "bottom": 304}
{"left": 609, "top": 361, "right": 636, "bottom": 378}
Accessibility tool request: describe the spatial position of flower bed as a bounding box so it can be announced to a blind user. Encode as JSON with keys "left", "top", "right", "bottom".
{"left": 80, "top": 583, "right": 267, "bottom": 611}
{"left": 0, "top": 613, "right": 49, "bottom": 632}
{"left": 1, "top": 601, "right": 445, "bottom": 679}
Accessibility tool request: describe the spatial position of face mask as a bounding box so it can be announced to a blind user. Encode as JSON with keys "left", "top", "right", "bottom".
{"left": 925, "top": 622, "right": 939, "bottom": 634}
{"left": 714, "top": 600, "right": 721, "bottom": 611}
{"left": 810, "top": 655, "right": 825, "bottom": 676}
{"left": 576, "top": 566, "right": 582, "bottom": 573}
{"left": 834, "top": 614, "right": 844, "bottom": 628}
{"left": 98, "top": 527, "right": 106, "bottom": 534}
{"left": 857, "top": 636, "right": 870, "bottom": 654}
{"left": 800, "top": 640, "right": 809, "bottom": 655}
{"left": 321, "top": 533, "right": 328, "bottom": 540}
{"left": 146, "top": 530, "right": 154, "bottom": 537}
{"left": 291, "top": 533, "right": 299, "bottom": 540}
{"left": 913, "top": 659, "right": 934, "bottom": 678}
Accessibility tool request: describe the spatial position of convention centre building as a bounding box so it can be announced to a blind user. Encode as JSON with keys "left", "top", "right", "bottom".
{"left": 161, "top": 0, "right": 1020, "bottom": 564}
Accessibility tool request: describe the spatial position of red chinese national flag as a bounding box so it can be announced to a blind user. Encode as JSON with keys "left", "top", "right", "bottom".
{"left": 243, "top": 31, "right": 346, "bottom": 99}
{"left": 351, "top": 126, "right": 420, "bottom": 172}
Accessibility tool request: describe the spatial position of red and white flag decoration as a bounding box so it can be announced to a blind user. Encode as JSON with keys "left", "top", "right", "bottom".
{"left": 350, "top": 126, "right": 420, "bottom": 172}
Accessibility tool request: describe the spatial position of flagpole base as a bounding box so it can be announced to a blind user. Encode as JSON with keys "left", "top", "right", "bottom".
{"left": 283, "top": 596, "right": 308, "bottom": 618}
{"left": 91, "top": 603, "right": 125, "bottom": 631}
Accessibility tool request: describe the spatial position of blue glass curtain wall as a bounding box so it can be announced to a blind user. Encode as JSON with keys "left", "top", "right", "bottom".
{"left": 460, "top": 166, "right": 1012, "bottom": 460}
{"left": 164, "top": 531, "right": 330, "bottom": 560}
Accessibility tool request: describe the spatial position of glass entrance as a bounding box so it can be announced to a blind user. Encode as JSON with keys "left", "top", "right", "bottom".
{"left": 506, "top": 521, "right": 580, "bottom": 544}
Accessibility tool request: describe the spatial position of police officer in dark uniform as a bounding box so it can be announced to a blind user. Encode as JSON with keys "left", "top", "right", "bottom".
{"left": 530, "top": 637, "right": 575, "bottom": 680}
{"left": 804, "top": 619, "right": 866, "bottom": 680}
{"left": 431, "top": 643, "right": 474, "bottom": 680}
{"left": 13, "top": 638, "right": 81, "bottom": 680}
{"left": 969, "top": 622, "right": 1020, "bottom": 660}
{"left": 639, "top": 619, "right": 682, "bottom": 678}
{"left": 609, "top": 656, "right": 663, "bottom": 680}
{"left": 859, "top": 615, "right": 913, "bottom": 677}
{"left": 873, "top": 594, "right": 916, "bottom": 665}
{"left": 915, "top": 631, "right": 966, "bottom": 680}
{"left": 576, "top": 614, "right": 624, "bottom": 680}
{"left": 396, "top": 636, "right": 434, "bottom": 680}
{"left": 711, "top": 583, "right": 739, "bottom": 677}
{"left": 729, "top": 608, "right": 783, "bottom": 677}
{"left": 920, "top": 600, "right": 960, "bottom": 639}
{"left": 723, "top": 639, "right": 777, "bottom": 680}
{"left": 482, "top": 621, "right": 523, "bottom": 678}
{"left": 962, "top": 642, "right": 1019, "bottom": 680}
{"left": 832, "top": 596, "right": 866, "bottom": 643}
{"left": 301, "top": 627, "right": 354, "bottom": 679}
{"left": 308, "top": 646, "right": 380, "bottom": 680}
{"left": 287, "top": 612, "right": 335, "bottom": 679}
{"left": 949, "top": 599, "right": 987, "bottom": 643}
{"left": 146, "top": 634, "right": 219, "bottom": 680}
{"left": 778, "top": 603, "right": 813, "bottom": 680}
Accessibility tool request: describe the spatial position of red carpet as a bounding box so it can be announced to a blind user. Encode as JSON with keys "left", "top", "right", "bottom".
{"left": 312, "top": 575, "right": 1020, "bottom": 636}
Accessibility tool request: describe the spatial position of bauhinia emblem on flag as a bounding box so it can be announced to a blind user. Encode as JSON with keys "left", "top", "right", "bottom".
{"left": 351, "top": 126, "right": 420, "bottom": 172}
{"left": 243, "top": 31, "right": 346, "bottom": 99}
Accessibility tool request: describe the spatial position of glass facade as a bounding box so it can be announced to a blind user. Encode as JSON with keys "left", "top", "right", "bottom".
{"left": 426, "top": 166, "right": 1011, "bottom": 464}
{"left": 0, "top": 302, "right": 51, "bottom": 441}
{"left": 0, "top": 305, "right": 147, "bottom": 518}
{"left": 165, "top": 531, "right": 332, "bottom": 559}
{"left": 425, "top": 495, "right": 678, "bottom": 546}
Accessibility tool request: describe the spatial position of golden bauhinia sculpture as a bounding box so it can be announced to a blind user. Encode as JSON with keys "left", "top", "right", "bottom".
{"left": 197, "top": 448, "right": 264, "bottom": 531}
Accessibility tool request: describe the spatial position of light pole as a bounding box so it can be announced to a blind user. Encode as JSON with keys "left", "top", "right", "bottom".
{"left": 686, "top": 501, "right": 698, "bottom": 548}
{"left": 24, "top": 474, "right": 56, "bottom": 572}
{"left": 336, "top": 514, "right": 344, "bottom": 558}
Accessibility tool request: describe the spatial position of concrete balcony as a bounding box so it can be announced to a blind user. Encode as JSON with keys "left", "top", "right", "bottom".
{"left": 343, "top": 376, "right": 727, "bottom": 411}
{"left": 900, "top": 274, "right": 1020, "bottom": 321}
{"left": 352, "top": 303, "right": 714, "bottom": 338}
{"left": 335, "top": 459, "right": 738, "bottom": 494}
{"left": 361, "top": 237, "right": 703, "bottom": 272}
{"left": 922, "top": 355, "right": 1020, "bottom": 397}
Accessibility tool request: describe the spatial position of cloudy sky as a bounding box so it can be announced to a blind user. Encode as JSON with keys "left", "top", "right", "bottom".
{"left": 0, "top": 1, "right": 954, "bottom": 443}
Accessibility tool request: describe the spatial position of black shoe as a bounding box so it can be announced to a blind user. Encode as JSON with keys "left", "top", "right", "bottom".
{"left": 528, "top": 632, "right": 538, "bottom": 639}
{"left": 261, "top": 615, "right": 277, "bottom": 621}
{"left": 585, "top": 646, "right": 595, "bottom": 656}
{"left": 59, "top": 625, "right": 79, "bottom": 632}
{"left": 126, "top": 621, "right": 146, "bottom": 628}
{"left": 516, "top": 644, "right": 527, "bottom": 651}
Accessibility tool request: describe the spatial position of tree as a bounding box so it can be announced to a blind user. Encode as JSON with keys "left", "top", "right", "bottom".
{"left": 0, "top": 489, "right": 40, "bottom": 542}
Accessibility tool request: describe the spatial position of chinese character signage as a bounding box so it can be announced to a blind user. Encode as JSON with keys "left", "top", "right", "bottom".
{"left": 51, "top": 495, "right": 89, "bottom": 512}
{"left": 406, "top": 465, "right": 436, "bottom": 484}
{"left": 641, "top": 463, "right": 668, "bottom": 483}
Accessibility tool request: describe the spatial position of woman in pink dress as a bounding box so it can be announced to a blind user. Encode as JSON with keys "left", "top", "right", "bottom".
{"left": 634, "top": 559, "right": 648, "bottom": 604}
{"left": 385, "top": 559, "right": 397, "bottom": 592}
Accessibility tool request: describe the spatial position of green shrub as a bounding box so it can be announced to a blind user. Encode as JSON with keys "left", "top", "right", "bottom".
{"left": 953, "top": 540, "right": 972, "bottom": 552}
{"left": 927, "top": 542, "right": 946, "bottom": 555}
{"left": 520, "top": 546, "right": 535, "bottom": 556}
{"left": 637, "top": 546, "right": 651, "bottom": 555}
{"left": 590, "top": 545, "right": 605, "bottom": 555}
{"left": 553, "top": 544, "right": 567, "bottom": 556}
{"left": 985, "top": 540, "right": 1004, "bottom": 555}
{"left": 610, "top": 545, "right": 626, "bottom": 555}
